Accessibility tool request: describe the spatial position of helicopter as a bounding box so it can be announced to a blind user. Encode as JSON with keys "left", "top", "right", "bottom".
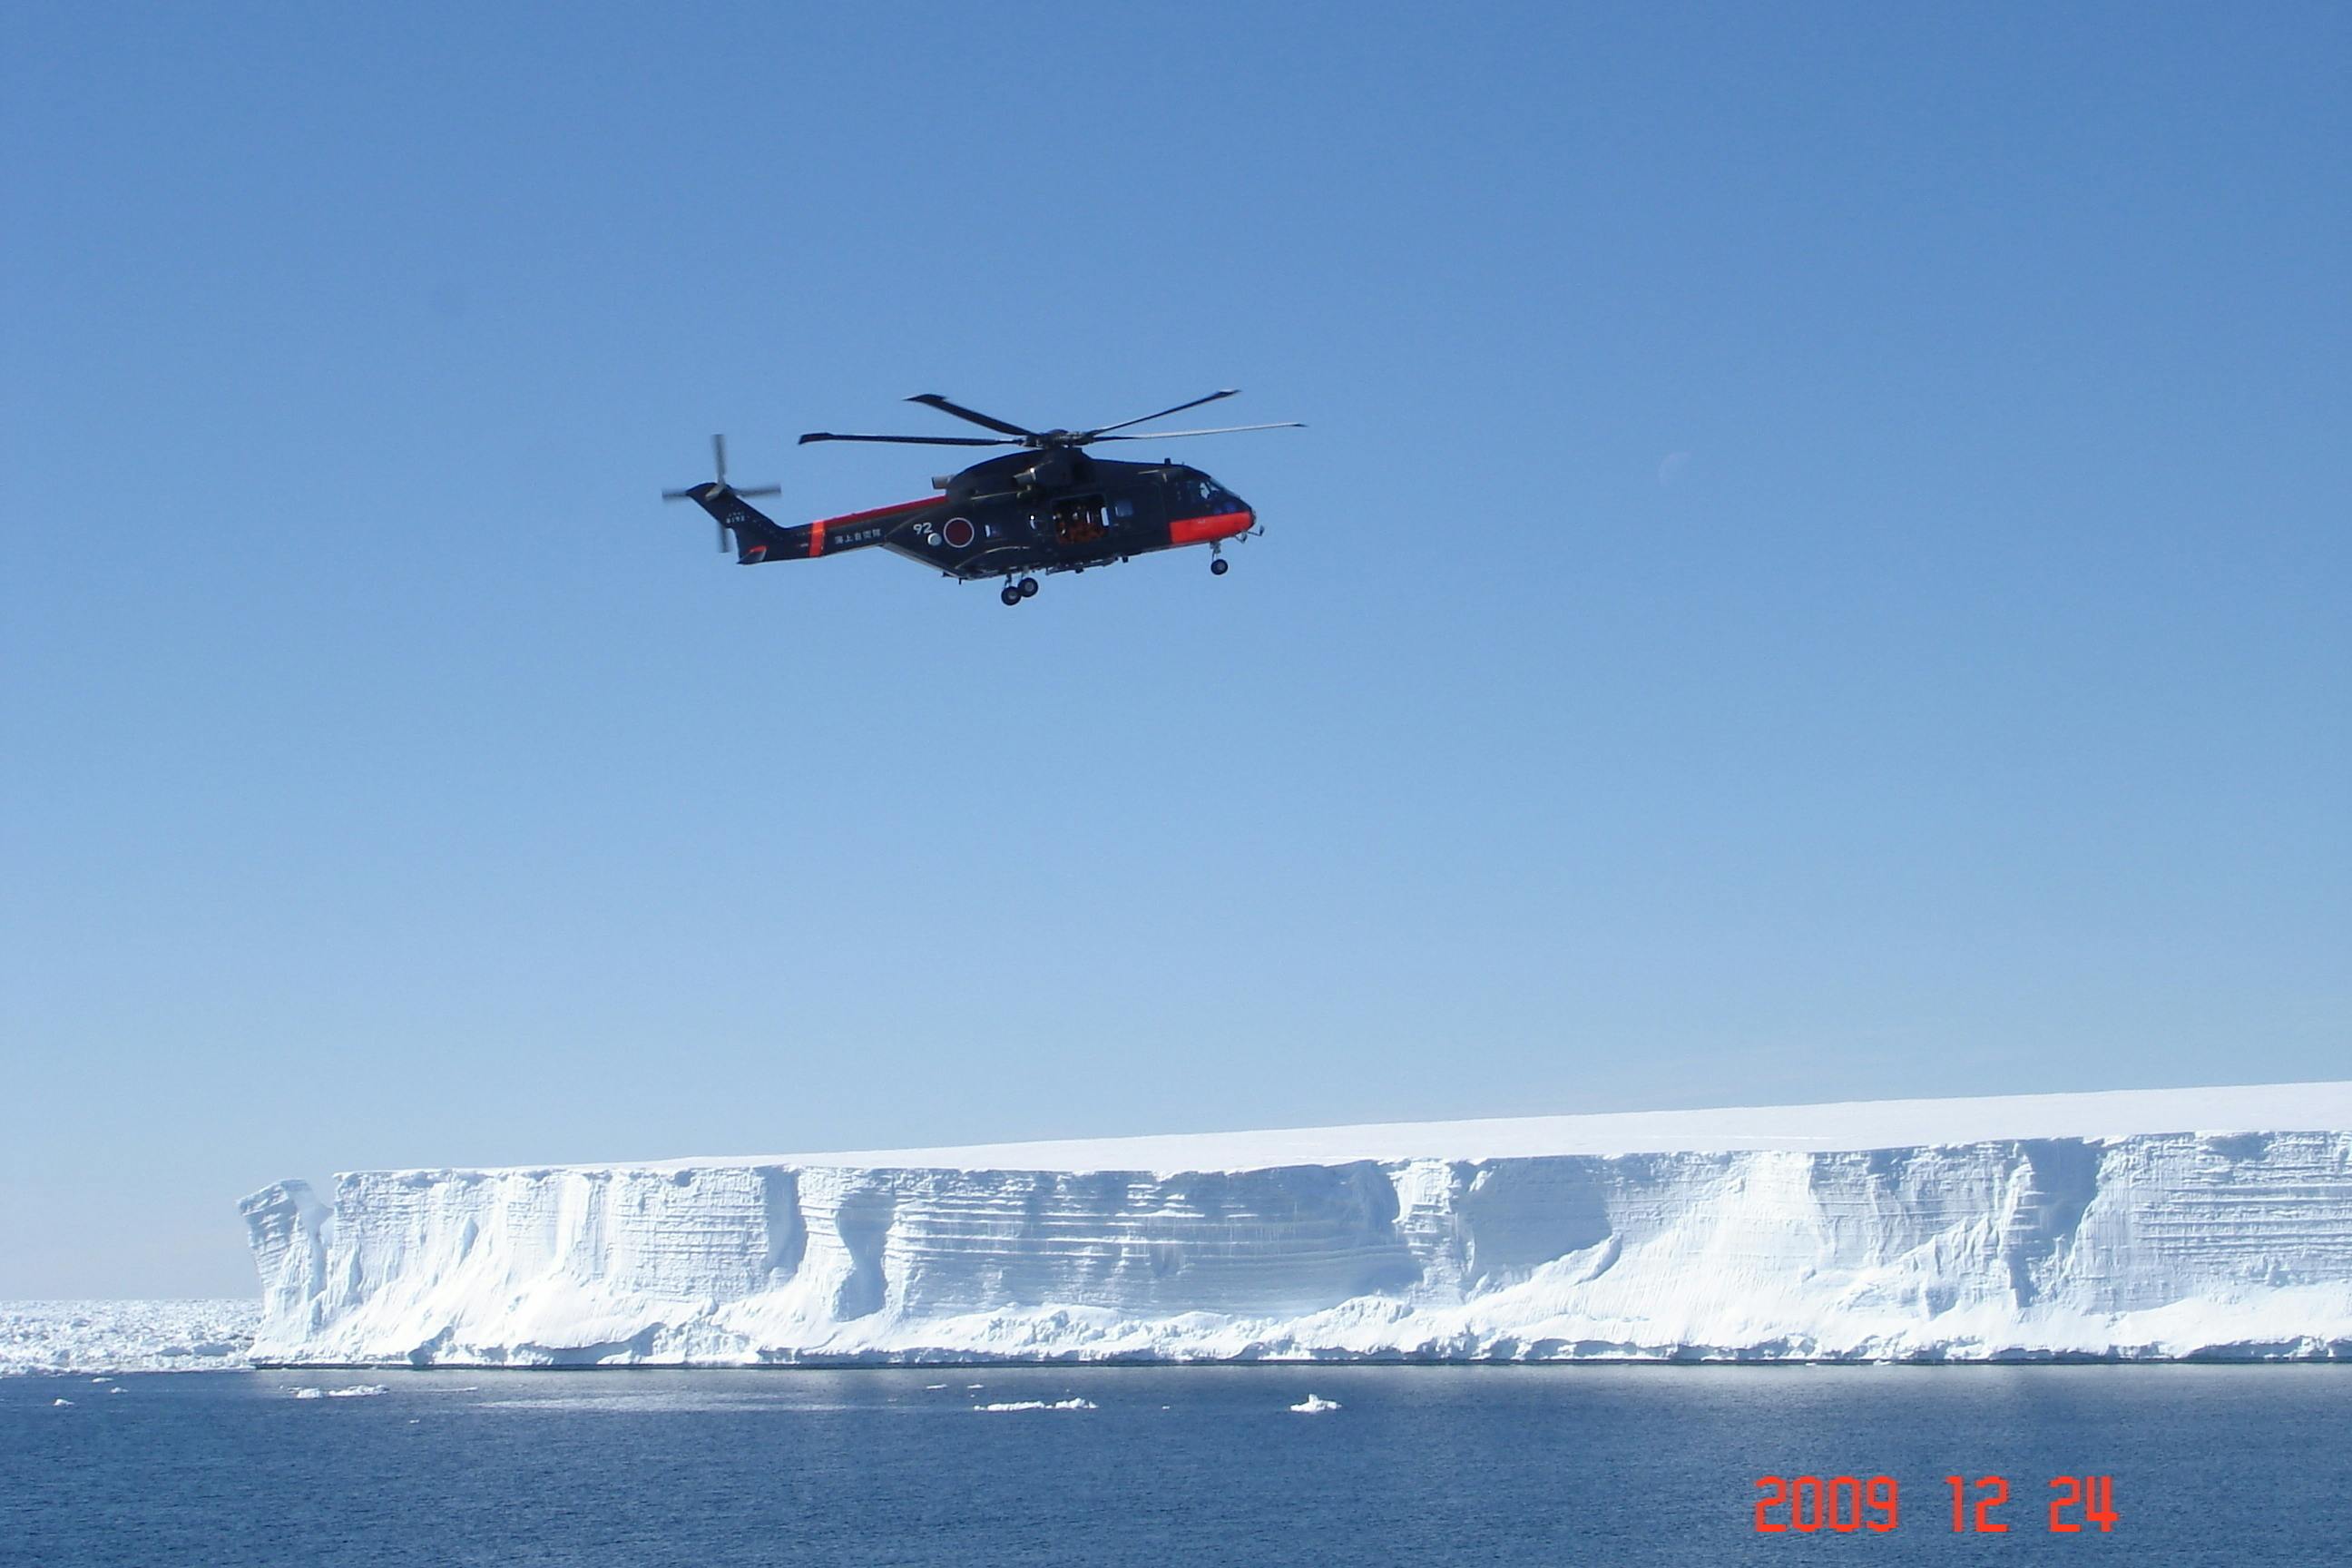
{"left": 663, "top": 389, "right": 1298, "bottom": 605}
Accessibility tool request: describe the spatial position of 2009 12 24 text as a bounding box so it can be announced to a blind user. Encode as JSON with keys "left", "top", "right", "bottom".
{"left": 1753, "top": 1475, "right": 2118, "bottom": 1534}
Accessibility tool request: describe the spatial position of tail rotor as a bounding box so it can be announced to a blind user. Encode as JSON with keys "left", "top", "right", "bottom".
{"left": 664, "top": 434, "right": 781, "bottom": 553}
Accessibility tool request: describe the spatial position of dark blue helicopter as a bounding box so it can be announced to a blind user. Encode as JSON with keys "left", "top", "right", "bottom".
{"left": 666, "top": 390, "right": 1298, "bottom": 605}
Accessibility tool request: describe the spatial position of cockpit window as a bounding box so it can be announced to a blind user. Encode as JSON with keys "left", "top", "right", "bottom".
{"left": 1191, "top": 478, "right": 1242, "bottom": 514}
{"left": 1166, "top": 471, "right": 1242, "bottom": 514}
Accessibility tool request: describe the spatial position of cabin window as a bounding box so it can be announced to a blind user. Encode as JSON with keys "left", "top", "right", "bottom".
{"left": 1053, "top": 495, "right": 1109, "bottom": 545}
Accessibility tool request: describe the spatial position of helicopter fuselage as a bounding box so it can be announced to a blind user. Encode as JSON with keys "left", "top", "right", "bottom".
{"left": 687, "top": 451, "right": 1257, "bottom": 587}
{"left": 669, "top": 387, "right": 1290, "bottom": 603}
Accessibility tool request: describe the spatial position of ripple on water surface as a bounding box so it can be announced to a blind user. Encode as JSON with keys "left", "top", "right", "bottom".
{"left": 5, "top": 1366, "right": 2349, "bottom": 1566}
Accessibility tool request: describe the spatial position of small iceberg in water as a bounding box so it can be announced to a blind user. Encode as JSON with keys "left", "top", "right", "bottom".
{"left": 1289, "top": 1394, "right": 1341, "bottom": 1414}
{"left": 973, "top": 1397, "right": 1098, "bottom": 1413}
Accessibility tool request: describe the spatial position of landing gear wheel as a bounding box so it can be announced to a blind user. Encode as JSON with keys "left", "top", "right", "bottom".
{"left": 1210, "top": 555, "right": 1230, "bottom": 576}
{"left": 1000, "top": 584, "right": 1023, "bottom": 606}
{"left": 1018, "top": 576, "right": 1039, "bottom": 598}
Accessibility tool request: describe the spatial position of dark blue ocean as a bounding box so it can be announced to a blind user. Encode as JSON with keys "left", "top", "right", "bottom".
{"left": 8, "top": 1366, "right": 2346, "bottom": 1564}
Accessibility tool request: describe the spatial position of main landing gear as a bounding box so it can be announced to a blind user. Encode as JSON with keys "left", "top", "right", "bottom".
{"left": 1000, "top": 576, "right": 1039, "bottom": 607}
{"left": 1210, "top": 543, "right": 1230, "bottom": 576}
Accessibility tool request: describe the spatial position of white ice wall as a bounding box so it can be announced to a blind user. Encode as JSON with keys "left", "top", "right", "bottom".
{"left": 241, "top": 1085, "right": 2352, "bottom": 1365}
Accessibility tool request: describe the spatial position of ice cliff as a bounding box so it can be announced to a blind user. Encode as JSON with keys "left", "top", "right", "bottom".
{"left": 242, "top": 1083, "right": 2352, "bottom": 1366}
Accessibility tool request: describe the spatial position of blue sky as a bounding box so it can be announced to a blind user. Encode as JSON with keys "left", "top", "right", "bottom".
{"left": 4, "top": 2, "right": 2345, "bottom": 1296}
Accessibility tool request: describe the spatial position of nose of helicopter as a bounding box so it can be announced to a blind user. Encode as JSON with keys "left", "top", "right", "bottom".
{"left": 1170, "top": 499, "right": 1256, "bottom": 548}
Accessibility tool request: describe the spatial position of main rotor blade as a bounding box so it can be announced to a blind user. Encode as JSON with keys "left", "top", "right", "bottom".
{"left": 905, "top": 394, "right": 1039, "bottom": 439}
{"left": 1082, "top": 388, "right": 1240, "bottom": 438}
{"left": 1091, "top": 422, "right": 1305, "bottom": 441}
{"left": 799, "top": 431, "right": 1016, "bottom": 446}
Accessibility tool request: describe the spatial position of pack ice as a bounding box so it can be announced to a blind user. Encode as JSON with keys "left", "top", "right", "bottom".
{"left": 0, "top": 1300, "right": 257, "bottom": 1376}
{"left": 241, "top": 1082, "right": 2352, "bottom": 1366}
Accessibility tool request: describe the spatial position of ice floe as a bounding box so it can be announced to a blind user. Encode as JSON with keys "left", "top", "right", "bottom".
{"left": 973, "top": 1397, "right": 1097, "bottom": 1412}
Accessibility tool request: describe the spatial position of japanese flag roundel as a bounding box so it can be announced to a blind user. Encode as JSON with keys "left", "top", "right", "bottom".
{"left": 943, "top": 517, "right": 976, "bottom": 548}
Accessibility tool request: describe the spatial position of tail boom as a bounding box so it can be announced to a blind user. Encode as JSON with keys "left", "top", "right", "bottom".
{"left": 671, "top": 485, "right": 946, "bottom": 565}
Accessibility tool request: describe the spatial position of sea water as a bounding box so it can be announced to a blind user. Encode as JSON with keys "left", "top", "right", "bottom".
{"left": 8, "top": 1366, "right": 2347, "bottom": 1564}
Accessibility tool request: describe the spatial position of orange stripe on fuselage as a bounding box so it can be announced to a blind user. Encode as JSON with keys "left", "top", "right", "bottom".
{"left": 804, "top": 495, "right": 940, "bottom": 560}
{"left": 812, "top": 495, "right": 943, "bottom": 529}
{"left": 1170, "top": 509, "right": 1253, "bottom": 546}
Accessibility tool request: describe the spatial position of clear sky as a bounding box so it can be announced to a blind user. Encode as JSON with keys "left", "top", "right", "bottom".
{"left": 4, "top": 2, "right": 2346, "bottom": 1297}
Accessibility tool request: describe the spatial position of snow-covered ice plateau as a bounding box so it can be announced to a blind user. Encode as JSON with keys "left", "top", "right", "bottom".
{"left": 242, "top": 1082, "right": 2352, "bottom": 1367}
{"left": 1, "top": 1300, "right": 258, "bottom": 1375}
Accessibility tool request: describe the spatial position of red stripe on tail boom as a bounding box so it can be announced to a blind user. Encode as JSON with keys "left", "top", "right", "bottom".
{"left": 811, "top": 495, "right": 942, "bottom": 530}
